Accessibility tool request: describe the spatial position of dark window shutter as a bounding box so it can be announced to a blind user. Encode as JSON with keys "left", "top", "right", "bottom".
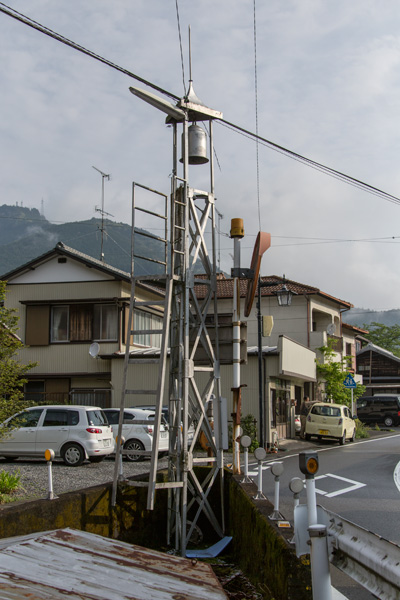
{"left": 25, "top": 305, "right": 50, "bottom": 346}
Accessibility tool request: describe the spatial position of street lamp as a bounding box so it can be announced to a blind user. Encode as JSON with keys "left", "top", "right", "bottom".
{"left": 276, "top": 276, "right": 295, "bottom": 307}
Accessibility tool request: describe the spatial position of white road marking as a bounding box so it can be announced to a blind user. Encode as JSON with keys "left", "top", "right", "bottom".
{"left": 313, "top": 473, "right": 366, "bottom": 498}
{"left": 394, "top": 461, "right": 400, "bottom": 493}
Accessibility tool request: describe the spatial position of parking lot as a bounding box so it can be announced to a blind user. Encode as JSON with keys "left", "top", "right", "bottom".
{"left": 0, "top": 455, "right": 169, "bottom": 502}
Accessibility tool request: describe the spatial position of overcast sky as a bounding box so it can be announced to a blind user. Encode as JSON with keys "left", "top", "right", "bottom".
{"left": 2, "top": 1, "right": 400, "bottom": 311}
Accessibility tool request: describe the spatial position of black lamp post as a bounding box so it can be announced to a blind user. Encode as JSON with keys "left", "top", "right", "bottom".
{"left": 257, "top": 276, "right": 295, "bottom": 449}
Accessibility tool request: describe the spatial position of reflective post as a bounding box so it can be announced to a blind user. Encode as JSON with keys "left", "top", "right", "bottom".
{"left": 253, "top": 447, "right": 267, "bottom": 500}
{"left": 269, "top": 462, "right": 284, "bottom": 520}
{"left": 288, "top": 477, "right": 304, "bottom": 544}
{"left": 44, "top": 448, "right": 57, "bottom": 500}
{"left": 240, "top": 435, "right": 252, "bottom": 483}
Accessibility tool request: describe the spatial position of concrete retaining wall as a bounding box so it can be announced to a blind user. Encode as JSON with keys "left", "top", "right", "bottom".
{"left": 0, "top": 470, "right": 311, "bottom": 600}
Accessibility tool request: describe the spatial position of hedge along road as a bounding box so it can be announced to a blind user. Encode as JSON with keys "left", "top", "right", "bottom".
{"left": 0, "top": 455, "right": 169, "bottom": 502}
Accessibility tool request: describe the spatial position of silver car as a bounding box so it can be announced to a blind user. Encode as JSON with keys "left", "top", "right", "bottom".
{"left": 0, "top": 405, "right": 114, "bottom": 466}
{"left": 103, "top": 408, "right": 169, "bottom": 462}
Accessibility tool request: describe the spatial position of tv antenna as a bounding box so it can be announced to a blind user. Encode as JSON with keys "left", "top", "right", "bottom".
{"left": 92, "top": 166, "right": 112, "bottom": 262}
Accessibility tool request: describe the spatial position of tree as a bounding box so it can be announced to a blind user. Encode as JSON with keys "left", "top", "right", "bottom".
{"left": 0, "top": 281, "right": 36, "bottom": 430}
{"left": 316, "top": 340, "right": 365, "bottom": 406}
{"left": 362, "top": 322, "right": 400, "bottom": 357}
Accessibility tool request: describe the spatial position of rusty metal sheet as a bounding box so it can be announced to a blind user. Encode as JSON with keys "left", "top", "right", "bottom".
{"left": 0, "top": 528, "right": 228, "bottom": 600}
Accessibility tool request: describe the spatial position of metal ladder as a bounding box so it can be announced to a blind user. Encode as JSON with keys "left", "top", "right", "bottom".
{"left": 111, "top": 182, "right": 172, "bottom": 507}
{"left": 111, "top": 178, "right": 225, "bottom": 557}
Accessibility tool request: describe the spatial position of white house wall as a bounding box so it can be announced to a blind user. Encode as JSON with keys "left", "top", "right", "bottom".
{"left": 7, "top": 256, "right": 118, "bottom": 284}
{"left": 278, "top": 336, "right": 316, "bottom": 381}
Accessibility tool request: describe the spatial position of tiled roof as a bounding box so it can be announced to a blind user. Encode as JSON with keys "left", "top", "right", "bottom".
{"left": 195, "top": 274, "right": 352, "bottom": 307}
{"left": 342, "top": 322, "right": 369, "bottom": 335}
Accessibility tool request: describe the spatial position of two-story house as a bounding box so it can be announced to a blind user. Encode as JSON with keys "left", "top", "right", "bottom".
{"left": 1, "top": 242, "right": 164, "bottom": 407}
{"left": 2, "top": 246, "right": 362, "bottom": 442}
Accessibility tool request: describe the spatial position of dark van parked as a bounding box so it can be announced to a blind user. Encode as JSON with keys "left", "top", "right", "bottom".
{"left": 356, "top": 395, "right": 400, "bottom": 427}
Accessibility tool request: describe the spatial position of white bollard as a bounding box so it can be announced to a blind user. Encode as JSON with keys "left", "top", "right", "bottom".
{"left": 288, "top": 477, "right": 304, "bottom": 544}
{"left": 44, "top": 449, "right": 57, "bottom": 500}
{"left": 269, "top": 462, "right": 284, "bottom": 520}
{"left": 253, "top": 447, "right": 267, "bottom": 499}
{"left": 240, "top": 435, "right": 252, "bottom": 483}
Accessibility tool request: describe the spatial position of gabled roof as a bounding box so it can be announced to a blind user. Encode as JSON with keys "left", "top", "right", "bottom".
{"left": 1, "top": 242, "right": 131, "bottom": 282}
{"left": 357, "top": 342, "right": 400, "bottom": 364}
{"left": 195, "top": 274, "right": 352, "bottom": 308}
{"left": 342, "top": 322, "right": 369, "bottom": 335}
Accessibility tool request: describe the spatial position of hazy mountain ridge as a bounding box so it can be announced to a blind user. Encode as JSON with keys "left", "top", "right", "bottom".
{"left": 0, "top": 204, "right": 163, "bottom": 277}
{"left": 1, "top": 205, "right": 399, "bottom": 328}
{"left": 344, "top": 307, "right": 400, "bottom": 328}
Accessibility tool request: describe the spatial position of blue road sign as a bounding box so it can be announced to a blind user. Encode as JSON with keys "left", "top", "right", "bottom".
{"left": 343, "top": 374, "right": 357, "bottom": 388}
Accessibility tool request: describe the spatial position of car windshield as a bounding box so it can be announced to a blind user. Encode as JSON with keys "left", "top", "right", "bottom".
{"left": 86, "top": 409, "right": 108, "bottom": 426}
{"left": 311, "top": 405, "right": 341, "bottom": 417}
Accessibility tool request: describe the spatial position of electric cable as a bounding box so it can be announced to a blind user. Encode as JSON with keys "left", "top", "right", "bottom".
{"left": 0, "top": 2, "right": 180, "bottom": 101}
{"left": 1, "top": 2, "right": 400, "bottom": 207}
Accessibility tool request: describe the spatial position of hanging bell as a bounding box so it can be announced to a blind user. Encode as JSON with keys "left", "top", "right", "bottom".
{"left": 180, "top": 124, "right": 209, "bottom": 165}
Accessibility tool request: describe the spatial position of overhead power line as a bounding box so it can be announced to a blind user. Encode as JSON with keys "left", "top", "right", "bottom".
{"left": 0, "top": 2, "right": 179, "bottom": 102}
{"left": 1, "top": 2, "right": 400, "bottom": 207}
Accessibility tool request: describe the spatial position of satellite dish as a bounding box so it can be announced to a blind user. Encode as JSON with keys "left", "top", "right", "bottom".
{"left": 327, "top": 323, "right": 336, "bottom": 335}
{"left": 89, "top": 342, "right": 100, "bottom": 358}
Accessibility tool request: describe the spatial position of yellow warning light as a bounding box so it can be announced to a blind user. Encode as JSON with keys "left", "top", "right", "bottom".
{"left": 306, "top": 457, "right": 319, "bottom": 474}
{"left": 299, "top": 451, "right": 319, "bottom": 477}
{"left": 44, "top": 448, "right": 55, "bottom": 461}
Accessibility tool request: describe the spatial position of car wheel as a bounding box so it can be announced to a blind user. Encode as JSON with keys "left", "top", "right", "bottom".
{"left": 384, "top": 416, "right": 394, "bottom": 427}
{"left": 4, "top": 456, "right": 18, "bottom": 462}
{"left": 124, "top": 439, "right": 145, "bottom": 462}
{"left": 350, "top": 428, "right": 356, "bottom": 442}
{"left": 339, "top": 431, "right": 346, "bottom": 446}
{"left": 88, "top": 456, "right": 105, "bottom": 463}
{"left": 305, "top": 434, "right": 311, "bottom": 441}
{"left": 62, "top": 443, "right": 85, "bottom": 467}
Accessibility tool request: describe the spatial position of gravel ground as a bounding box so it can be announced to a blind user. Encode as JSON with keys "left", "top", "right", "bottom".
{"left": 0, "top": 455, "right": 170, "bottom": 503}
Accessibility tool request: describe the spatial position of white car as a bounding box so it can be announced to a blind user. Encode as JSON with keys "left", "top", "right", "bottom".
{"left": 103, "top": 408, "right": 169, "bottom": 462}
{"left": 0, "top": 405, "right": 114, "bottom": 466}
{"left": 134, "top": 404, "right": 196, "bottom": 446}
{"left": 305, "top": 402, "right": 356, "bottom": 445}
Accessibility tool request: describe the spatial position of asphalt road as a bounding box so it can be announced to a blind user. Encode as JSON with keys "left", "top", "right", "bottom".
{"left": 248, "top": 430, "right": 400, "bottom": 600}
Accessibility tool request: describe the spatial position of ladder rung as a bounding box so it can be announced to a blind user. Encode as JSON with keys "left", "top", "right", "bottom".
{"left": 174, "top": 225, "right": 185, "bottom": 231}
{"left": 133, "top": 274, "right": 168, "bottom": 281}
{"left": 134, "top": 254, "right": 167, "bottom": 266}
{"left": 173, "top": 250, "right": 185, "bottom": 255}
{"left": 155, "top": 482, "right": 184, "bottom": 489}
{"left": 130, "top": 329, "right": 163, "bottom": 335}
{"left": 133, "top": 300, "right": 165, "bottom": 306}
{"left": 125, "top": 389, "right": 158, "bottom": 395}
{"left": 128, "top": 358, "right": 160, "bottom": 364}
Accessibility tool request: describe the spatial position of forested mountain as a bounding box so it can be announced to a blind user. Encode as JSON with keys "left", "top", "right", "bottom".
{"left": 0, "top": 204, "right": 164, "bottom": 277}
{"left": 1, "top": 204, "right": 399, "bottom": 328}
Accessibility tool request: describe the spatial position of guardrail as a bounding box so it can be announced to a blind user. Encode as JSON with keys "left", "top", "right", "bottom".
{"left": 293, "top": 452, "right": 400, "bottom": 600}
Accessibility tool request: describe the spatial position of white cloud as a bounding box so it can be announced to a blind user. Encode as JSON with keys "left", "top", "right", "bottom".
{"left": 2, "top": 1, "right": 400, "bottom": 309}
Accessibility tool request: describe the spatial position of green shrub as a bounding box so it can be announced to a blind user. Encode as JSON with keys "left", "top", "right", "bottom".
{"left": 355, "top": 419, "right": 370, "bottom": 439}
{"left": 0, "top": 470, "right": 21, "bottom": 495}
{"left": 241, "top": 414, "right": 259, "bottom": 453}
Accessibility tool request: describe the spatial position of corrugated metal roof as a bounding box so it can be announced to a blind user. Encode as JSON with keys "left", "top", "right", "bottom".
{"left": 0, "top": 528, "right": 228, "bottom": 600}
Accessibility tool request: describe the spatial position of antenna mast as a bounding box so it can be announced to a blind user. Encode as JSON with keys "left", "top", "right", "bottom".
{"left": 92, "top": 166, "right": 112, "bottom": 262}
